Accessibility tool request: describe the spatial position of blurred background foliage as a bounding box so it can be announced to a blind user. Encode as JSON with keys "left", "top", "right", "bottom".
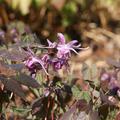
{"left": 0, "top": 0, "right": 120, "bottom": 40}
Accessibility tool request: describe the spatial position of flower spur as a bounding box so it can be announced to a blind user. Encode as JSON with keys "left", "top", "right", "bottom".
{"left": 23, "top": 47, "right": 49, "bottom": 76}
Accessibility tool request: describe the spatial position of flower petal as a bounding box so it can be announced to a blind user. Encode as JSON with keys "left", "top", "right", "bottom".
{"left": 69, "top": 48, "right": 79, "bottom": 54}
{"left": 68, "top": 40, "right": 78, "bottom": 46}
{"left": 47, "top": 39, "right": 53, "bottom": 46}
{"left": 47, "top": 39, "right": 56, "bottom": 48}
{"left": 57, "top": 33, "right": 66, "bottom": 44}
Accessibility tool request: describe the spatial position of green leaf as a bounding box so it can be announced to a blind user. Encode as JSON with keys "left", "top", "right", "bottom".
{"left": 90, "top": 64, "right": 99, "bottom": 86}
{"left": 22, "top": 33, "right": 37, "bottom": 43}
{"left": 11, "top": 106, "right": 31, "bottom": 115}
{"left": 82, "top": 63, "right": 99, "bottom": 86}
{"left": 63, "top": 1, "right": 77, "bottom": 14}
{"left": 82, "top": 63, "right": 91, "bottom": 80}
{"left": 0, "top": 0, "right": 3, "bottom": 3}
{"left": 80, "top": 91, "right": 91, "bottom": 102}
{"left": 72, "top": 85, "right": 81, "bottom": 100}
{"left": 33, "top": 0, "right": 47, "bottom": 7}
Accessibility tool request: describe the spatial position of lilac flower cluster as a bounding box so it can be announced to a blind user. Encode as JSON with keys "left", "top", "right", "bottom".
{"left": 100, "top": 71, "right": 120, "bottom": 97}
{"left": 24, "top": 33, "right": 85, "bottom": 76}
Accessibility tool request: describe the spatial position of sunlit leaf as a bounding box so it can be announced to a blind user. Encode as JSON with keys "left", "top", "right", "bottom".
{"left": 11, "top": 0, "right": 19, "bottom": 9}
{"left": 72, "top": 85, "right": 81, "bottom": 100}
{"left": 82, "top": 63, "right": 99, "bottom": 86}
{"left": 11, "top": 106, "right": 31, "bottom": 115}
{"left": 80, "top": 91, "right": 91, "bottom": 103}
{"left": 91, "top": 64, "right": 99, "bottom": 86}
{"left": 82, "top": 63, "right": 91, "bottom": 81}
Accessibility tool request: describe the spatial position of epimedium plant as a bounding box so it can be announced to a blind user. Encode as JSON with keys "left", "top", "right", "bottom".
{"left": 0, "top": 27, "right": 120, "bottom": 120}
{"left": 22, "top": 33, "right": 86, "bottom": 119}
{"left": 0, "top": 31, "right": 88, "bottom": 120}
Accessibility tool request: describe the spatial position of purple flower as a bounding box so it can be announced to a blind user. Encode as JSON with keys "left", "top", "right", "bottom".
{"left": 100, "top": 71, "right": 120, "bottom": 96}
{"left": 24, "top": 33, "right": 87, "bottom": 75}
{"left": 47, "top": 39, "right": 57, "bottom": 48}
{"left": 51, "top": 58, "right": 69, "bottom": 70}
{"left": 23, "top": 48, "right": 49, "bottom": 76}
{"left": 56, "top": 33, "right": 84, "bottom": 59}
{"left": 41, "top": 54, "right": 50, "bottom": 69}
{"left": 0, "top": 30, "right": 5, "bottom": 38}
{"left": 46, "top": 33, "right": 86, "bottom": 58}
{"left": 44, "top": 33, "right": 87, "bottom": 70}
{"left": 100, "top": 73, "right": 110, "bottom": 81}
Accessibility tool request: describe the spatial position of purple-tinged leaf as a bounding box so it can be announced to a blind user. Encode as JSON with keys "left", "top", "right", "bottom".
{"left": 100, "top": 90, "right": 119, "bottom": 106}
{"left": 16, "top": 73, "right": 40, "bottom": 88}
{"left": 60, "top": 99, "right": 88, "bottom": 120}
{"left": 0, "top": 62, "right": 16, "bottom": 77}
{"left": 31, "top": 97, "right": 48, "bottom": 117}
{"left": 89, "top": 110, "right": 100, "bottom": 120}
{"left": 0, "top": 76, "right": 26, "bottom": 101}
{"left": 7, "top": 64, "right": 25, "bottom": 71}
{"left": 0, "top": 48, "right": 30, "bottom": 61}
{"left": 59, "top": 102, "right": 77, "bottom": 120}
